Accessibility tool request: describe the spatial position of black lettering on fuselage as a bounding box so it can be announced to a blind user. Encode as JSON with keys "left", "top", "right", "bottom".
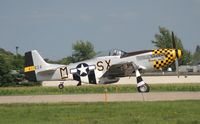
{"left": 97, "top": 61, "right": 104, "bottom": 71}
{"left": 60, "top": 67, "right": 68, "bottom": 79}
{"left": 96, "top": 59, "right": 111, "bottom": 71}
{"left": 105, "top": 59, "right": 111, "bottom": 70}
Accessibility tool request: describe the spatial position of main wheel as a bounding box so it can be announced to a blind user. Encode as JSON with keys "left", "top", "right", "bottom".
{"left": 58, "top": 84, "right": 64, "bottom": 89}
{"left": 137, "top": 83, "right": 150, "bottom": 93}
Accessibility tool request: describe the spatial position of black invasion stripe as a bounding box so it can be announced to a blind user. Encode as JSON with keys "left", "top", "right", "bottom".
{"left": 73, "top": 74, "right": 81, "bottom": 81}
{"left": 88, "top": 70, "right": 96, "bottom": 84}
{"left": 136, "top": 76, "right": 143, "bottom": 83}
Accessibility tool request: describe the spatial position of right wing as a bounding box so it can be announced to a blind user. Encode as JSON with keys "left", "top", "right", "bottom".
{"left": 102, "top": 62, "right": 134, "bottom": 78}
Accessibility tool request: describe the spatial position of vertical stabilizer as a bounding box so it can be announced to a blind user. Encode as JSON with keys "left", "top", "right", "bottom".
{"left": 24, "top": 50, "right": 48, "bottom": 81}
{"left": 31, "top": 50, "right": 48, "bottom": 68}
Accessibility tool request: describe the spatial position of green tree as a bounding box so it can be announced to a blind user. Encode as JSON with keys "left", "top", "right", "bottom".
{"left": 151, "top": 26, "right": 192, "bottom": 69}
{"left": 56, "top": 40, "right": 97, "bottom": 64}
{"left": 152, "top": 27, "right": 184, "bottom": 49}
{"left": 71, "top": 40, "right": 98, "bottom": 62}
{"left": 0, "top": 48, "right": 14, "bottom": 64}
{"left": 11, "top": 55, "right": 25, "bottom": 83}
{"left": 193, "top": 45, "right": 200, "bottom": 64}
{"left": 12, "top": 55, "right": 24, "bottom": 71}
{"left": 0, "top": 55, "right": 14, "bottom": 86}
{"left": 46, "top": 41, "right": 98, "bottom": 65}
{"left": 0, "top": 48, "right": 25, "bottom": 86}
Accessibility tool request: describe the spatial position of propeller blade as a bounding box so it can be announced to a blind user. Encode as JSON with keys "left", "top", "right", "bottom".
{"left": 175, "top": 59, "right": 179, "bottom": 77}
{"left": 172, "top": 31, "right": 180, "bottom": 77}
{"left": 172, "top": 32, "right": 176, "bottom": 49}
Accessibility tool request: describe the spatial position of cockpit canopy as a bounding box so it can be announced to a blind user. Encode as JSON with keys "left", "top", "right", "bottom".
{"left": 110, "top": 49, "right": 127, "bottom": 57}
{"left": 95, "top": 49, "right": 127, "bottom": 58}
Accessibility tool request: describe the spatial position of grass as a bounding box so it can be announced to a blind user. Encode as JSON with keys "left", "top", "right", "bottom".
{"left": 0, "top": 101, "right": 200, "bottom": 124}
{"left": 0, "top": 83, "right": 200, "bottom": 96}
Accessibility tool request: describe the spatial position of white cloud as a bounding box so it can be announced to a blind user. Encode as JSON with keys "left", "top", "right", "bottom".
{"left": 109, "top": 12, "right": 137, "bottom": 20}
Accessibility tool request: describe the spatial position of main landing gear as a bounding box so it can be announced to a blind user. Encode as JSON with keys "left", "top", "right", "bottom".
{"left": 58, "top": 81, "right": 82, "bottom": 89}
{"left": 77, "top": 81, "right": 82, "bottom": 86}
{"left": 135, "top": 69, "right": 150, "bottom": 93}
{"left": 58, "top": 82, "right": 64, "bottom": 89}
{"left": 137, "top": 83, "right": 150, "bottom": 93}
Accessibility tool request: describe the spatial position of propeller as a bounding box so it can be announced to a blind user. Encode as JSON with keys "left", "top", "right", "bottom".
{"left": 172, "top": 32, "right": 176, "bottom": 49}
{"left": 171, "top": 31, "right": 180, "bottom": 77}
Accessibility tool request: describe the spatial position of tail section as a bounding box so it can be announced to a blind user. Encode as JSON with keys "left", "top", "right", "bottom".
{"left": 24, "top": 50, "right": 48, "bottom": 81}
{"left": 31, "top": 50, "right": 48, "bottom": 68}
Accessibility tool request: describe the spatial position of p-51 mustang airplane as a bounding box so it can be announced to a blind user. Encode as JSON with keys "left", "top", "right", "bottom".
{"left": 24, "top": 32, "right": 182, "bottom": 92}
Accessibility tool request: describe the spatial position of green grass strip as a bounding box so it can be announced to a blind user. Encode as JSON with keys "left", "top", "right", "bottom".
{"left": 0, "top": 84, "right": 200, "bottom": 96}
{"left": 0, "top": 101, "right": 200, "bottom": 124}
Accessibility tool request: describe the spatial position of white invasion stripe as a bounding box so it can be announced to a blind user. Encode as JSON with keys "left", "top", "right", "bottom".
{"left": 80, "top": 76, "right": 89, "bottom": 84}
{"left": 89, "top": 65, "right": 96, "bottom": 70}
{"left": 70, "top": 68, "right": 77, "bottom": 74}
{"left": 135, "top": 70, "right": 141, "bottom": 77}
{"left": 137, "top": 81, "right": 145, "bottom": 87}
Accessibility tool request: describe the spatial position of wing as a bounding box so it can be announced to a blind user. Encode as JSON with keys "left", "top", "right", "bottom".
{"left": 102, "top": 62, "right": 134, "bottom": 78}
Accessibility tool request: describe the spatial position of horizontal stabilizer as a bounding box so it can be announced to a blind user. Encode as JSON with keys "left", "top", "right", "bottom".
{"left": 37, "top": 65, "right": 63, "bottom": 74}
{"left": 24, "top": 50, "right": 64, "bottom": 81}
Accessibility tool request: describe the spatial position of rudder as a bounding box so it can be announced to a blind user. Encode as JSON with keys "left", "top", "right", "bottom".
{"left": 24, "top": 51, "right": 37, "bottom": 81}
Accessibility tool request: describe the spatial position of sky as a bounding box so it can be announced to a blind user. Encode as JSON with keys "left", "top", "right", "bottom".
{"left": 0, "top": 0, "right": 200, "bottom": 60}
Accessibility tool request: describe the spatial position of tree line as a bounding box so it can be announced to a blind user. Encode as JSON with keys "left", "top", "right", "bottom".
{"left": 0, "top": 41, "right": 98, "bottom": 86}
{"left": 0, "top": 26, "right": 200, "bottom": 86}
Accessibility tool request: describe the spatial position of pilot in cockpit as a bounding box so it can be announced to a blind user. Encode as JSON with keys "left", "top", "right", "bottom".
{"left": 113, "top": 49, "right": 118, "bottom": 56}
{"left": 113, "top": 49, "right": 127, "bottom": 57}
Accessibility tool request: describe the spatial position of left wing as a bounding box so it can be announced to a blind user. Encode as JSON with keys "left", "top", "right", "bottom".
{"left": 102, "top": 62, "right": 134, "bottom": 78}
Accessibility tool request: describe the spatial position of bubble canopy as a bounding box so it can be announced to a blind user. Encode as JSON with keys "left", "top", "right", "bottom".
{"left": 95, "top": 49, "right": 127, "bottom": 58}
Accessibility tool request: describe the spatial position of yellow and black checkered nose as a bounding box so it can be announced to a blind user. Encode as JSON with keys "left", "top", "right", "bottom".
{"left": 153, "top": 49, "right": 176, "bottom": 70}
{"left": 177, "top": 49, "right": 182, "bottom": 59}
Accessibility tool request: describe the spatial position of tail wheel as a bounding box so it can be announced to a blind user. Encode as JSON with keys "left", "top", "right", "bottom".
{"left": 58, "top": 84, "right": 64, "bottom": 89}
{"left": 137, "top": 83, "right": 150, "bottom": 93}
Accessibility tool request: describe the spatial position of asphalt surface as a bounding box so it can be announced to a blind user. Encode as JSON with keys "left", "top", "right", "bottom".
{"left": 0, "top": 92, "right": 200, "bottom": 104}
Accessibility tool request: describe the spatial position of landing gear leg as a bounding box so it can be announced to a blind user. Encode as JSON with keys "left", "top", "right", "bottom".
{"left": 77, "top": 81, "right": 82, "bottom": 86}
{"left": 135, "top": 69, "right": 150, "bottom": 93}
{"left": 58, "top": 82, "right": 64, "bottom": 89}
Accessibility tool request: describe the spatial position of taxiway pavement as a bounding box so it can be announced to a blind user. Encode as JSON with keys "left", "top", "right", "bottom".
{"left": 0, "top": 92, "right": 200, "bottom": 104}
